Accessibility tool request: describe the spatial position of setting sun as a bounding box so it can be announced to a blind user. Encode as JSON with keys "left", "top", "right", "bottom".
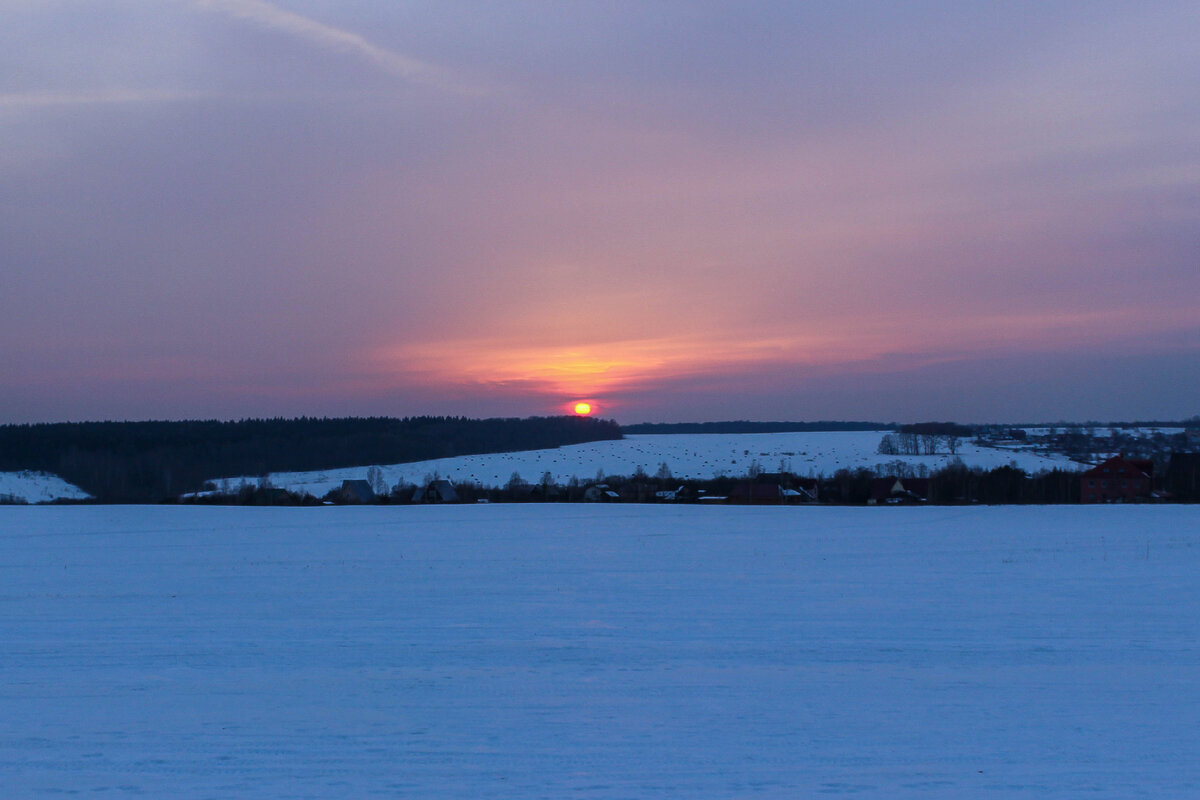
{"left": 573, "top": 402, "right": 592, "bottom": 416}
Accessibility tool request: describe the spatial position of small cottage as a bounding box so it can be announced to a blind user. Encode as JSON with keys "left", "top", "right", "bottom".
{"left": 869, "top": 477, "right": 930, "bottom": 504}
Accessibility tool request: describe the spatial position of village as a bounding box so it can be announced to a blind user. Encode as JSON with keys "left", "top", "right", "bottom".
{"left": 185, "top": 424, "right": 1200, "bottom": 507}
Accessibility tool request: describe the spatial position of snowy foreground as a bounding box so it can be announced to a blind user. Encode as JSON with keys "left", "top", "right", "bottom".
{"left": 235, "top": 430, "right": 1076, "bottom": 497}
{"left": 3, "top": 504, "right": 1198, "bottom": 798}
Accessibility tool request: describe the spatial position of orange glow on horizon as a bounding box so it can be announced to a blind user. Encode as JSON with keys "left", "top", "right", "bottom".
{"left": 372, "top": 334, "right": 850, "bottom": 400}
{"left": 364, "top": 311, "right": 1147, "bottom": 407}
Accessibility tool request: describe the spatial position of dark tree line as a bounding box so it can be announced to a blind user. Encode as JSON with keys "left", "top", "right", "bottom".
{"left": 0, "top": 416, "right": 622, "bottom": 502}
{"left": 822, "top": 461, "right": 1080, "bottom": 504}
{"left": 878, "top": 423, "right": 975, "bottom": 456}
{"left": 1167, "top": 453, "right": 1200, "bottom": 502}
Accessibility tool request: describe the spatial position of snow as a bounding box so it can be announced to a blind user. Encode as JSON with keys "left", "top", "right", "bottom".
{"left": 226, "top": 431, "right": 1079, "bottom": 497}
{"left": 1021, "top": 427, "right": 1184, "bottom": 437}
{"left": 0, "top": 470, "right": 90, "bottom": 503}
{"left": 3, "top": 504, "right": 1199, "bottom": 797}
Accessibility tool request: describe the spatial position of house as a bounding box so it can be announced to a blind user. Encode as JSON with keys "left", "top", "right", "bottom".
{"left": 336, "top": 479, "right": 376, "bottom": 504}
{"left": 250, "top": 486, "right": 298, "bottom": 505}
{"left": 729, "top": 473, "right": 815, "bottom": 504}
{"left": 793, "top": 477, "right": 819, "bottom": 502}
{"left": 529, "top": 482, "right": 562, "bottom": 501}
{"left": 1080, "top": 456, "right": 1154, "bottom": 503}
{"left": 412, "top": 479, "right": 459, "bottom": 503}
{"left": 583, "top": 484, "right": 620, "bottom": 502}
{"left": 869, "top": 477, "right": 930, "bottom": 504}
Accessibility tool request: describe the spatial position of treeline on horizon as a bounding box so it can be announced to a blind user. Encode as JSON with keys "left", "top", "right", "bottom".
{"left": 626, "top": 419, "right": 1198, "bottom": 435}
{"left": 0, "top": 416, "right": 622, "bottom": 503}
{"left": 623, "top": 421, "right": 892, "bottom": 434}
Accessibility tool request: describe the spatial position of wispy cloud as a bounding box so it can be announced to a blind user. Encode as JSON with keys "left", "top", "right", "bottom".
{"left": 0, "top": 89, "right": 206, "bottom": 110}
{"left": 193, "top": 0, "right": 480, "bottom": 95}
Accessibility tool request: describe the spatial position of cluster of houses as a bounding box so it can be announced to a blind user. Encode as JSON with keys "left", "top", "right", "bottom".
{"left": 975, "top": 425, "right": 1200, "bottom": 504}
{"left": 1074, "top": 452, "right": 1200, "bottom": 504}
{"left": 585, "top": 473, "right": 821, "bottom": 505}
{"left": 319, "top": 447, "right": 1200, "bottom": 506}
{"left": 329, "top": 472, "right": 824, "bottom": 505}
{"left": 330, "top": 478, "right": 460, "bottom": 504}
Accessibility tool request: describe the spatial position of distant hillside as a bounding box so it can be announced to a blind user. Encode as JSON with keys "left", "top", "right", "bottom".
{"left": 622, "top": 421, "right": 893, "bottom": 435}
{"left": 0, "top": 416, "right": 622, "bottom": 502}
{"left": 242, "top": 429, "right": 1079, "bottom": 501}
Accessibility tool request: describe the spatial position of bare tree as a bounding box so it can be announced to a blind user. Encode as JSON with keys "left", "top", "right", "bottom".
{"left": 367, "top": 465, "right": 386, "bottom": 495}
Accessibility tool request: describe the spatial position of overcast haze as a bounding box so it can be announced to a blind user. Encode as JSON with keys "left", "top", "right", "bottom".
{"left": 3, "top": 1, "right": 1198, "bottom": 423}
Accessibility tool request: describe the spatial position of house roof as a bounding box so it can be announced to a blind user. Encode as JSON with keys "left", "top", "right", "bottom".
{"left": 1082, "top": 456, "right": 1153, "bottom": 478}
{"left": 870, "top": 477, "right": 930, "bottom": 501}
{"left": 340, "top": 479, "right": 376, "bottom": 503}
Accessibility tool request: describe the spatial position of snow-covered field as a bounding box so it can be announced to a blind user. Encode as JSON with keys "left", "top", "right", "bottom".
{"left": 0, "top": 470, "right": 90, "bottom": 504}
{"left": 228, "top": 431, "right": 1078, "bottom": 496}
{"left": 3, "top": 504, "right": 1198, "bottom": 798}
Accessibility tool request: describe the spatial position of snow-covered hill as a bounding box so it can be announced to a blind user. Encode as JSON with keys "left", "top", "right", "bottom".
{"left": 216, "top": 430, "right": 1080, "bottom": 497}
{"left": 0, "top": 471, "right": 90, "bottom": 504}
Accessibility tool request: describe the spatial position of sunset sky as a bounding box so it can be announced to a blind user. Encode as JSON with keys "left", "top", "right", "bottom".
{"left": 3, "top": 1, "right": 1198, "bottom": 423}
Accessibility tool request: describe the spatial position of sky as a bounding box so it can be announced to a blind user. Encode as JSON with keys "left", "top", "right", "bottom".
{"left": 2, "top": 1, "right": 1198, "bottom": 424}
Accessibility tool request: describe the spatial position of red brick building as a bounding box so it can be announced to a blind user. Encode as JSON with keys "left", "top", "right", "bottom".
{"left": 1080, "top": 456, "right": 1154, "bottom": 503}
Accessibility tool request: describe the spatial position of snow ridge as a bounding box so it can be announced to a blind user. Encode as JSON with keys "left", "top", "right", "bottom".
{"left": 0, "top": 470, "right": 90, "bottom": 503}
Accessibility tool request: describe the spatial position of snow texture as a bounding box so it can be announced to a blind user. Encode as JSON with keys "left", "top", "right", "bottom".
{"left": 3, "top": 504, "right": 1198, "bottom": 798}
{"left": 0, "top": 470, "right": 90, "bottom": 503}
{"left": 226, "top": 430, "right": 1077, "bottom": 496}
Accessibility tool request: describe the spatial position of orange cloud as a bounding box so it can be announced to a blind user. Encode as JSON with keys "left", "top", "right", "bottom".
{"left": 370, "top": 330, "right": 882, "bottom": 401}
{"left": 365, "top": 301, "right": 1200, "bottom": 411}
